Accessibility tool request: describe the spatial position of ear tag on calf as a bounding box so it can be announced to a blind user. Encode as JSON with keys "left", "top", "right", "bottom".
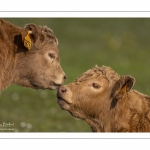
{"left": 116, "top": 83, "right": 127, "bottom": 99}
{"left": 119, "top": 84, "right": 127, "bottom": 99}
{"left": 24, "top": 30, "right": 32, "bottom": 50}
{"left": 121, "top": 84, "right": 127, "bottom": 99}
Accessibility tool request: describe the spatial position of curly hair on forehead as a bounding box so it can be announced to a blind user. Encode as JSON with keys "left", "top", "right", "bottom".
{"left": 74, "top": 65, "right": 120, "bottom": 85}
{"left": 97, "top": 65, "right": 120, "bottom": 82}
{"left": 39, "top": 25, "right": 58, "bottom": 45}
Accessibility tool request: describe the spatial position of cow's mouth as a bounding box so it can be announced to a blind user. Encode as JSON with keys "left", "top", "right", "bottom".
{"left": 31, "top": 81, "right": 62, "bottom": 90}
{"left": 49, "top": 82, "right": 62, "bottom": 90}
{"left": 57, "top": 94, "right": 71, "bottom": 109}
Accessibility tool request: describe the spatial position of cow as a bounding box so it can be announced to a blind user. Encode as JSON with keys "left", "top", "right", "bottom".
{"left": 0, "top": 19, "right": 66, "bottom": 91}
{"left": 57, "top": 65, "right": 150, "bottom": 132}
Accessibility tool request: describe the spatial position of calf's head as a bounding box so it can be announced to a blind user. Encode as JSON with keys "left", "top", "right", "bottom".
{"left": 14, "top": 24, "right": 66, "bottom": 90}
{"left": 57, "top": 65, "right": 135, "bottom": 121}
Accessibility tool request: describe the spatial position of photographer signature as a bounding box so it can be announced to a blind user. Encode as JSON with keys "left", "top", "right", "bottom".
{"left": 0, "top": 122, "right": 14, "bottom": 127}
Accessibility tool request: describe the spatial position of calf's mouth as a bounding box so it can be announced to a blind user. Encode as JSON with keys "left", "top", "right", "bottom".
{"left": 57, "top": 93, "right": 71, "bottom": 109}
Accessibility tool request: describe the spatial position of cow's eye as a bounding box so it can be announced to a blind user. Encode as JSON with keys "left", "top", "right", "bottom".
{"left": 92, "top": 83, "right": 101, "bottom": 89}
{"left": 48, "top": 53, "right": 55, "bottom": 59}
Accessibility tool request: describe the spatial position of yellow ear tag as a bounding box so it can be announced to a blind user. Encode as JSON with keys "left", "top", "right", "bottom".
{"left": 24, "top": 30, "right": 32, "bottom": 50}
{"left": 119, "top": 83, "right": 127, "bottom": 99}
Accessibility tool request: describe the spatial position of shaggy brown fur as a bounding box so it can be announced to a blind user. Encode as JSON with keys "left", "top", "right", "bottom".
{"left": 0, "top": 19, "right": 66, "bottom": 91}
{"left": 57, "top": 65, "right": 150, "bottom": 132}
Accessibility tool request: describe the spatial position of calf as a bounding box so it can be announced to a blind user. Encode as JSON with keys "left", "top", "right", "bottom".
{"left": 57, "top": 65, "right": 150, "bottom": 132}
{"left": 0, "top": 19, "right": 66, "bottom": 91}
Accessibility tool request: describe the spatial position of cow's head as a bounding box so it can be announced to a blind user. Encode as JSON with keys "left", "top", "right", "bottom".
{"left": 13, "top": 23, "right": 66, "bottom": 90}
{"left": 57, "top": 65, "right": 135, "bottom": 119}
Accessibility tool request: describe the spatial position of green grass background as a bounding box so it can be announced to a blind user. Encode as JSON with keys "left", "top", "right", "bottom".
{"left": 0, "top": 18, "right": 150, "bottom": 132}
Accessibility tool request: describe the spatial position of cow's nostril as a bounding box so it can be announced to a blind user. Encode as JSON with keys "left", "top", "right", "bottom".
{"left": 60, "top": 87, "right": 67, "bottom": 93}
{"left": 63, "top": 75, "right": 66, "bottom": 80}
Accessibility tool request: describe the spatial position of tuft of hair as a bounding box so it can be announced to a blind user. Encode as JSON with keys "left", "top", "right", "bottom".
{"left": 39, "top": 25, "right": 58, "bottom": 45}
{"left": 74, "top": 65, "right": 120, "bottom": 85}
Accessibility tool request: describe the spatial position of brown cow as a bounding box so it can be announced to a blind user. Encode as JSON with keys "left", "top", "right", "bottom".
{"left": 0, "top": 19, "right": 66, "bottom": 91}
{"left": 57, "top": 65, "right": 150, "bottom": 132}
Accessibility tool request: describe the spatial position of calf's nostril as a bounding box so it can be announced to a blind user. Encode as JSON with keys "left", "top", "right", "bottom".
{"left": 60, "top": 87, "right": 67, "bottom": 93}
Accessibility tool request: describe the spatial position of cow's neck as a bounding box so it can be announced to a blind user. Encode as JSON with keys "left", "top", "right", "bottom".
{"left": 84, "top": 98, "right": 128, "bottom": 132}
{"left": 85, "top": 116, "right": 114, "bottom": 132}
{"left": 85, "top": 118, "right": 104, "bottom": 132}
{"left": 0, "top": 19, "right": 23, "bottom": 91}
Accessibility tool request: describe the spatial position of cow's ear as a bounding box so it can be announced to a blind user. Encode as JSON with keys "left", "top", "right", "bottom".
{"left": 112, "top": 75, "right": 135, "bottom": 100}
{"left": 21, "top": 24, "right": 38, "bottom": 50}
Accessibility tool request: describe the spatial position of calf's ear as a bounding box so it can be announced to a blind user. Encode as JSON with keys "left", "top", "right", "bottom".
{"left": 113, "top": 75, "right": 135, "bottom": 99}
{"left": 21, "top": 24, "right": 38, "bottom": 50}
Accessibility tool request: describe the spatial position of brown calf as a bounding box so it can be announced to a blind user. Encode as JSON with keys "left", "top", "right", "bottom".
{"left": 0, "top": 19, "right": 66, "bottom": 91}
{"left": 57, "top": 65, "right": 150, "bottom": 132}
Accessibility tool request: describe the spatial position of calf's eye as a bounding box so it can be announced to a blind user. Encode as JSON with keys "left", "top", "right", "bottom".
{"left": 92, "top": 83, "right": 101, "bottom": 89}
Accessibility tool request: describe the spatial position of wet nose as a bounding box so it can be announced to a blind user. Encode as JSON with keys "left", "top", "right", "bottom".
{"left": 59, "top": 86, "right": 67, "bottom": 93}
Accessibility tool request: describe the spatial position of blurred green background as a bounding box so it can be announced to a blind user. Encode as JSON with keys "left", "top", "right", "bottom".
{"left": 0, "top": 18, "right": 150, "bottom": 132}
